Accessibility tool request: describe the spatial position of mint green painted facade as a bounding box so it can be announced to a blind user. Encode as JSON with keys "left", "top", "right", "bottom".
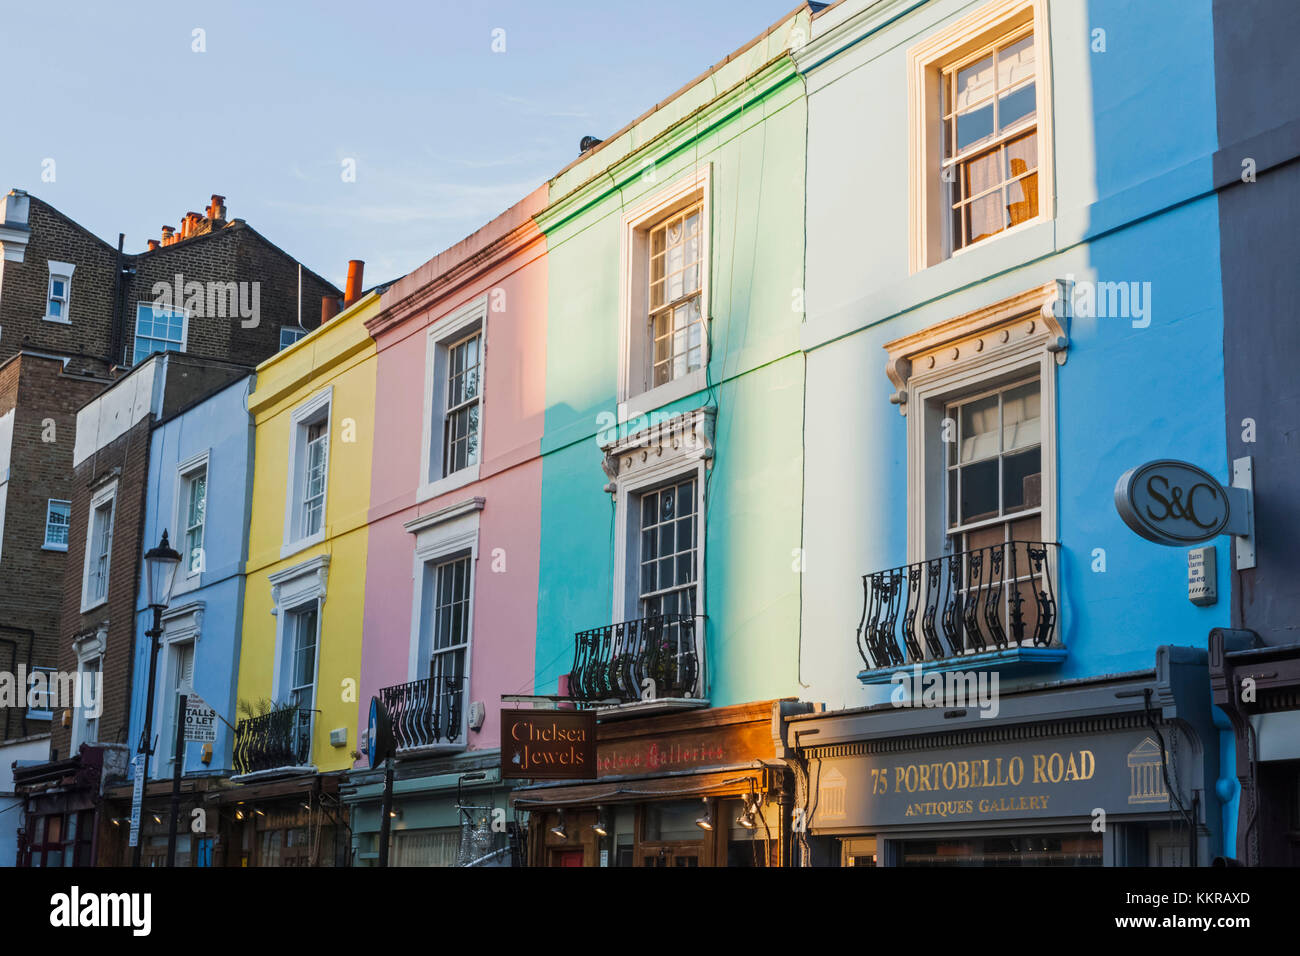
{"left": 534, "top": 9, "right": 812, "bottom": 708}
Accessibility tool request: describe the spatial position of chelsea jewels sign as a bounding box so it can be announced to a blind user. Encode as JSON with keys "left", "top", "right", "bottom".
{"left": 501, "top": 709, "right": 596, "bottom": 780}
{"left": 1114, "top": 458, "right": 1255, "bottom": 567}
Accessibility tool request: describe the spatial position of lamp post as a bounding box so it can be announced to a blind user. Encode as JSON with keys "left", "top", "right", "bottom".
{"left": 132, "top": 530, "right": 182, "bottom": 867}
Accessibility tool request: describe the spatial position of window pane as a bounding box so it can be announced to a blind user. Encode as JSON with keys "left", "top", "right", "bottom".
{"left": 956, "top": 103, "right": 995, "bottom": 153}
{"left": 965, "top": 191, "right": 1004, "bottom": 244}
{"left": 954, "top": 55, "right": 994, "bottom": 111}
{"left": 1001, "top": 381, "right": 1041, "bottom": 450}
{"left": 1003, "top": 446, "right": 1041, "bottom": 513}
{"left": 997, "top": 34, "right": 1035, "bottom": 89}
{"left": 998, "top": 81, "right": 1036, "bottom": 130}
{"left": 959, "top": 459, "right": 999, "bottom": 524}
{"left": 959, "top": 396, "right": 999, "bottom": 462}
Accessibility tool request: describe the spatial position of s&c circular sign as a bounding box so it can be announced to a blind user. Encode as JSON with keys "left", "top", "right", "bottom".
{"left": 1114, "top": 460, "right": 1232, "bottom": 545}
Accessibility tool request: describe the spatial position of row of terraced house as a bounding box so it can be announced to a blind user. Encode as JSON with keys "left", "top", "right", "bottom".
{"left": 3, "top": 0, "right": 1300, "bottom": 867}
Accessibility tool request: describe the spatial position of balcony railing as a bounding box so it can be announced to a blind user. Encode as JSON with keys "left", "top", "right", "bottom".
{"left": 856, "top": 541, "right": 1059, "bottom": 672}
{"left": 232, "top": 707, "right": 312, "bottom": 775}
{"left": 379, "top": 676, "right": 465, "bottom": 752}
{"left": 567, "top": 614, "right": 703, "bottom": 704}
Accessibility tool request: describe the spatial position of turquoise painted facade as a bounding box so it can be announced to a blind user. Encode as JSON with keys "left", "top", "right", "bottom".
{"left": 534, "top": 9, "right": 813, "bottom": 707}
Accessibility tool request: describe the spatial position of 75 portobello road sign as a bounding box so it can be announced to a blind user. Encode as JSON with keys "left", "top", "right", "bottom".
{"left": 1114, "top": 457, "right": 1255, "bottom": 568}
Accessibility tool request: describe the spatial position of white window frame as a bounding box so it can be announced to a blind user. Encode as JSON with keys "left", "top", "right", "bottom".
{"left": 268, "top": 555, "right": 329, "bottom": 767}
{"left": 279, "top": 326, "right": 308, "bottom": 350}
{"left": 417, "top": 298, "right": 488, "bottom": 503}
{"left": 70, "top": 627, "right": 106, "bottom": 751}
{"left": 281, "top": 387, "right": 332, "bottom": 558}
{"left": 403, "top": 499, "right": 481, "bottom": 747}
{"left": 907, "top": 0, "right": 1054, "bottom": 273}
{"left": 884, "top": 281, "right": 1066, "bottom": 568}
{"left": 43, "top": 498, "right": 71, "bottom": 551}
{"left": 132, "top": 301, "right": 190, "bottom": 365}
{"left": 604, "top": 407, "right": 713, "bottom": 629}
{"left": 26, "top": 666, "right": 57, "bottom": 721}
{"left": 44, "top": 261, "right": 75, "bottom": 324}
{"left": 617, "top": 165, "right": 712, "bottom": 423}
{"left": 172, "top": 450, "right": 210, "bottom": 594}
{"left": 80, "top": 479, "right": 118, "bottom": 612}
{"left": 151, "top": 602, "right": 203, "bottom": 779}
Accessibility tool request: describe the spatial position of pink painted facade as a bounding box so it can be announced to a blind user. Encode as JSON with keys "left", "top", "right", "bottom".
{"left": 358, "top": 185, "right": 548, "bottom": 760}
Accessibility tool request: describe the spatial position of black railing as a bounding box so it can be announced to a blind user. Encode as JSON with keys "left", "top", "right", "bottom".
{"left": 379, "top": 676, "right": 465, "bottom": 751}
{"left": 232, "top": 707, "right": 312, "bottom": 775}
{"left": 857, "top": 541, "right": 1059, "bottom": 671}
{"left": 566, "top": 614, "right": 702, "bottom": 703}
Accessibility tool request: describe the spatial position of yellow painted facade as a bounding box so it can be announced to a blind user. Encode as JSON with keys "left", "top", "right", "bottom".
{"left": 235, "top": 293, "right": 380, "bottom": 775}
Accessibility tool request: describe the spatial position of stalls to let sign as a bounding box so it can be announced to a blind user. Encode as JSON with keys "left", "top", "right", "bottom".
{"left": 501, "top": 709, "right": 596, "bottom": 780}
{"left": 1114, "top": 457, "right": 1255, "bottom": 569}
{"left": 184, "top": 693, "right": 218, "bottom": 743}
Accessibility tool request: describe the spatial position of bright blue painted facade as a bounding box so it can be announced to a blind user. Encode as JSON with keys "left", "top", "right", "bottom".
{"left": 127, "top": 375, "right": 255, "bottom": 780}
{"left": 791, "top": 0, "right": 1236, "bottom": 862}
{"left": 797, "top": 0, "right": 1229, "bottom": 703}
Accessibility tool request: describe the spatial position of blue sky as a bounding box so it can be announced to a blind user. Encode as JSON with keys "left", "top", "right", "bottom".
{"left": 2, "top": 0, "right": 798, "bottom": 289}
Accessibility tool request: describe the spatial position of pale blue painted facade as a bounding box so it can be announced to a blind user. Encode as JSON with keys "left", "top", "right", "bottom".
{"left": 127, "top": 375, "right": 255, "bottom": 781}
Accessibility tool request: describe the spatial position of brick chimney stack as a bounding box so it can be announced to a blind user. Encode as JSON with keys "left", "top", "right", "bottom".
{"left": 147, "top": 239, "right": 160, "bottom": 251}
{"left": 160, "top": 225, "right": 175, "bottom": 246}
{"left": 206, "top": 194, "right": 227, "bottom": 223}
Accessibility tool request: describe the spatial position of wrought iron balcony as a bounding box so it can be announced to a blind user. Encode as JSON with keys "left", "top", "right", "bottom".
{"left": 856, "top": 541, "right": 1059, "bottom": 672}
{"left": 379, "top": 675, "right": 465, "bottom": 752}
{"left": 232, "top": 706, "right": 312, "bottom": 775}
{"left": 567, "top": 614, "right": 703, "bottom": 704}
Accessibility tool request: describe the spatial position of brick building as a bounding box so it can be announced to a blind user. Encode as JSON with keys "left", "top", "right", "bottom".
{"left": 1, "top": 188, "right": 340, "bottom": 865}
{"left": 13, "top": 353, "right": 252, "bottom": 867}
{"left": 0, "top": 189, "right": 338, "bottom": 755}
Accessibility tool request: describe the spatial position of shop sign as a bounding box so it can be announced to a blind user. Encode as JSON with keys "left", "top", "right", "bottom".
{"left": 128, "top": 754, "right": 145, "bottom": 848}
{"left": 501, "top": 709, "right": 596, "bottom": 780}
{"left": 814, "top": 732, "right": 1173, "bottom": 829}
{"left": 1114, "top": 459, "right": 1237, "bottom": 545}
{"left": 183, "top": 693, "right": 218, "bottom": 743}
{"left": 595, "top": 720, "right": 771, "bottom": 776}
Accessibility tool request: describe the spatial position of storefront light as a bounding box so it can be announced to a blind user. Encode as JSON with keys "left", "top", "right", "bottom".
{"left": 550, "top": 809, "right": 568, "bottom": 839}
{"left": 591, "top": 806, "right": 608, "bottom": 837}
{"left": 695, "top": 797, "right": 713, "bottom": 831}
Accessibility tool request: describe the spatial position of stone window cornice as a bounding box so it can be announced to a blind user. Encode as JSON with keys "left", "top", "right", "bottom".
{"left": 884, "top": 279, "right": 1070, "bottom": 414}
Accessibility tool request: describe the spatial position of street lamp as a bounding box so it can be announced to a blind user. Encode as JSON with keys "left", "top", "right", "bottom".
{"left": 144, "top": 529, "right": 182, "bottom": 611}
{"left": 133, "top": 530, "right": 181, "bottom": 867}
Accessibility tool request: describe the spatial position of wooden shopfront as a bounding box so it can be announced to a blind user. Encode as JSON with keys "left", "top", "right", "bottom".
{"left": 511, "top": 700, "right": 809, "bottom": 867}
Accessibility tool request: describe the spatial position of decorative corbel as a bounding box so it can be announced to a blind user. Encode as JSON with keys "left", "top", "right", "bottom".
{"left": 885, "top": 354, "right": 912, "bottom": 416}
{"left": 1041, "top": 277, "right": 1072, "bottom": 365}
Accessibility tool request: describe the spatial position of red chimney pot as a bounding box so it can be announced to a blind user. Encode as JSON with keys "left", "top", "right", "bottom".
{"left": 344, "top": 260, "right": 365, "bottom": 306}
